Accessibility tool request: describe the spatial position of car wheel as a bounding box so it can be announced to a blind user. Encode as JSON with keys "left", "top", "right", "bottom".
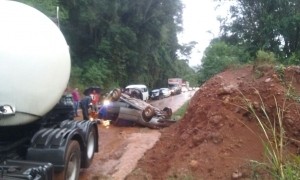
{"left": 111, "top": 88, "right": 121, "bottom": 101}
{"left": 142, "top": 106, "right": 155, "bottom": 122}
{"left": 163, "top": 107, "right": 172, "bottom": 118}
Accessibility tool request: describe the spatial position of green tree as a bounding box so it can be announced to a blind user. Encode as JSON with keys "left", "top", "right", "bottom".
{"left": 196, "top": 40, "right": 248, "bottom": 84}
{"left": 20, "top": 0, "right": 191, "bottom": 90}
{"left": 221, "top": 0, "right": 300, "bottom": 62}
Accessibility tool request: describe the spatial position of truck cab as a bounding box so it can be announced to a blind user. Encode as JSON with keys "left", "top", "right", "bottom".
{"left": 168, "top": 78, "right": 183, "bottom": 95}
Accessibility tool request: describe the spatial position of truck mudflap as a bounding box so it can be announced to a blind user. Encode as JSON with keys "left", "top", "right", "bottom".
{"left": 26, "top": 120, "right": 99, "bottom": 171}
{"left": 0, "top": 159, "right": 53, "bottom": 180}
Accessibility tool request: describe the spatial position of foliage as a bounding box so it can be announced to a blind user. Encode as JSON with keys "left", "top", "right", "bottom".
{"left": 69, "top": 66, "right": 84, "bottom": 91}
{"left": 19, "top": 0, "right": 197, "bottom": 90}
{"left": 255, "top": 50, "right": 277, "bottom": 65}
{"left": 220, "top": 0, "right": 300, "bottom": 61}
{"left": 195, "top": 0, "right": 300, "bottom": 86}
{"left": 178, "top": 41, "right": 198, "bottom": 60}
{"left": 252, "top": 50, "right": 277, "bottom": 77}
{"left": 282, "top": 155, "right": 300, "bottom": 179}
{"left": 172, "top": 100, "right": 189, "bottom": 121}
{"left": 240, "top": 89, "right": 300, "bottom": 179}
{"left": 81, "top": 59, "right": 112, "bottom": 90}
{"left": 274, "top": 64, "right": 286, "bottom": 81}
{"left": 196, "top": 40, "right": 247, "bottom": 85}
{"left": 167, "top": 167, "right": 196, "bottom": 180}
{"left": 286, "top": 52, "right": 300, "bottom": 65}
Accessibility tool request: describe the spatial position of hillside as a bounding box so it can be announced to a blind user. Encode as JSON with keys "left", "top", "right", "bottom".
{"left": 127, "top": 65, "right": 300, "bottom": 179}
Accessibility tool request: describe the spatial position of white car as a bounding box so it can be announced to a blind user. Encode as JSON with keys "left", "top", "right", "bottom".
{"left": 125, "top": 84, "right": 149, "bottom": 101}
{"left": 160, "top": 88, "right": 171, "bottom": 98}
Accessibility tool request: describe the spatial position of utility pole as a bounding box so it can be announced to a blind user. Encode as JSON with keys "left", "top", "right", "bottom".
{"left": 56, "top": 6, "right": 59, "bottom": 28}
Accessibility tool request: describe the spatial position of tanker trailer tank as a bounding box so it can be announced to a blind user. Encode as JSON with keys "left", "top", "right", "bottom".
{"left": 0, "top": 1, "right": 98, "bottom": 180}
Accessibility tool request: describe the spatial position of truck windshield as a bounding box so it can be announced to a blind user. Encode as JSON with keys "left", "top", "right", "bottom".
{"left": 168, "top": 84, "right": 178, "bottom": 88}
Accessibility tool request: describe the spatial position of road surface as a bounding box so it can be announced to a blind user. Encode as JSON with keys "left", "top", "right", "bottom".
{"left": 79, "top": 91, "right": 195, "bottom": 180}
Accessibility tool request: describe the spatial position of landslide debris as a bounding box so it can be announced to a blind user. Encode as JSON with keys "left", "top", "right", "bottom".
{"left": 127, "top": 65, "right": 300, "bottom": 180}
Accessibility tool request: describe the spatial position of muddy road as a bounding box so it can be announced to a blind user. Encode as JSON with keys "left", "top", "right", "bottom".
{"left": 79, "top": 91, "right": 195, "bottom": 180}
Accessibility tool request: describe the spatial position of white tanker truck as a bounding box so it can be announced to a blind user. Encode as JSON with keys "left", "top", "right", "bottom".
{"left": 0, "top": 1, "right": 98, "bottom": 179}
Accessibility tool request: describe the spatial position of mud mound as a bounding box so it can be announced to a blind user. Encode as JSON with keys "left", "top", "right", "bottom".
{"left": 127, "top": 65, "right": 300, "bottom": 180}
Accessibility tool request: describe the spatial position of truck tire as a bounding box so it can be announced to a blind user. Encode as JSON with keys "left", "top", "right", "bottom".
{"left": 55, "top": 140, "right": 81, "bottom": 180}
{"left": 142, "top": 106, "right": 155, "bottom": 122}
{"left": 82, "top": 127, "right": 97, "bottom": 167}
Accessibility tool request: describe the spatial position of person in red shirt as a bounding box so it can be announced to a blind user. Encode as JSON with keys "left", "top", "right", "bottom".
{"left": 71, "top": 88, "right": 80, "bottom": 117}
{"left": 90, "top": 90, "right": 100, "bottom": 112}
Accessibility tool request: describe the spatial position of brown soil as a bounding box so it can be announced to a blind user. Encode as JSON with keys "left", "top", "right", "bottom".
{"left": 78, "top": 91, "right": 194, "bottom": 180}
{"left": 127, "top": 65, "right": 300, "bottom": 180}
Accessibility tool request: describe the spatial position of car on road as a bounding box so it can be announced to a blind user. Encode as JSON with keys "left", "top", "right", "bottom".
{"left": 160, "top": 88, "right": 171, "bottom": 98}
{"left": 125, "top": 84, "right": 149, "bottom": 101}
{"left": 150, "top": 89, "right": 163, "bottom": 100}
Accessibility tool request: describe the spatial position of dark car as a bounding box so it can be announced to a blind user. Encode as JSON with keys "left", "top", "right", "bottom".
{"left": 160, "top": 88, "right": 171, "bottom": 98}
{"left": 150, "top": 89, "right": 163, "bottom": 100}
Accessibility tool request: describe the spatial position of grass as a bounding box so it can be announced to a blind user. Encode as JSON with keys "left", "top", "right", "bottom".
{"left": 126, "top": 168, "right": 152, "bottom": 180}
{"left": 239, "top": 88, "right": 300, "bottom": 179}
{"left": 167, "top": 168, "right": 197, "bottom": 180}
{"left": 171, "top": 100, "right": 189, "bottom": 121}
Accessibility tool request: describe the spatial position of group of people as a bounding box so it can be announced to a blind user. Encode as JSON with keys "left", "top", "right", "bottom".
{"left": 71, "top": 88, "right": 100, "bottom": 120}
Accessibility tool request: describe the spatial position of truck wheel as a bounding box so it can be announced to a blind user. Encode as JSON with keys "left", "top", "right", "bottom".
{"left": 142, "top": 106, "right": 155, "bottom": 122}
{"left": 82, "top": 127, "right": 96, "bottom": 167}
{"left": 55, "top": 141, "right": 81, "bottom": 180}
{"left": 111, "top": 88, "right": 121, "bottom": 101}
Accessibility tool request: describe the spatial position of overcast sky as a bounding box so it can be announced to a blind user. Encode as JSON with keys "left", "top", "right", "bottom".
{"left": 178, "top": 0, "right": 233, "bottom": 67}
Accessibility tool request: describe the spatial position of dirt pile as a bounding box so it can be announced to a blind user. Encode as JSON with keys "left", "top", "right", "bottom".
{"left": 127, "top": 65, "right": 300, "bottom": 180}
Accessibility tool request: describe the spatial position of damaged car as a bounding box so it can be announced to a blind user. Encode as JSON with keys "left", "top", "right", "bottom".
{"left": 98, "top": 88, "right": 175, "bottom": 129}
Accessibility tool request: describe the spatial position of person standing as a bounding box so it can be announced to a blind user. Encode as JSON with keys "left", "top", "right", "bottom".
{"left": 90, "top": 90, "right": 100, "bottom": 112}
{"left": 71, "top": 88, "right": 80, "bottom": 117}
{"left": 80, "top": 94, "right": 92, "bottom": 120}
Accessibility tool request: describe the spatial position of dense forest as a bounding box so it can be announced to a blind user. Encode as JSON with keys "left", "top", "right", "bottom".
{"left": 19, "top": 0, "right": 197, "bottom": 92}
{"left": 197, "top": 0, "right": 300, "bottom": 83}
{"left": 19, "top": 0, "right": 300, "bottom": 92}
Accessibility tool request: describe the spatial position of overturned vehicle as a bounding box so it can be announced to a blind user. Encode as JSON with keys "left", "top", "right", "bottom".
{"left": 99, "top": 89, "right": 175, "bottom": 129}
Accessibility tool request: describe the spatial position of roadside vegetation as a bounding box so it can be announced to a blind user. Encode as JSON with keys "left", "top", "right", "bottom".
{"left": 196, "top": 0, "right": 300, "bottom": 85}
{"left": 238, "top": 87, "right": 300, "bottom": 179}
{"left": 19, "top": 0, "right": 300, "bottom": 93}
{"left": 233, "top": 49, "right": 300, "bottom": 179}
{"left": 171, "top": 100, "right": 189, "bottom": 121}
{"left": 19, "top": 0, "right": 198, "bottom": 93}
